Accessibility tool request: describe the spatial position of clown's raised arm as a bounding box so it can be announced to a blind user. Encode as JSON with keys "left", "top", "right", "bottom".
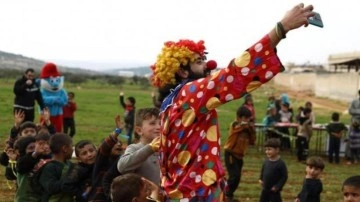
{"left": 149, "top": 3, "right": 316, "bottom": 201}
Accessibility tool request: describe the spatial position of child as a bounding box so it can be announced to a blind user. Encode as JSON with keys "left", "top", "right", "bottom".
{"left": 348, "top": 119, "right": 360, "bottom": 164}
{"left": 8, "top": 108, "right": 54, "bottom": 148}
{"left": 62, "top": 140, "right": 97, "bottom": 202}
{"left": 326, "top": 112, "right": 347, "bottom": 164}
{"left": 267, "top": 95, "right": 276, "bottom": 109}
{"left": 88, "top": 115, "right": 124, "bottom": 202}
{"left": 242, "top": 94, "right": 256, "bottom": 125}
{"left": 304, "top": 101, "right": 316, "bottom": 126}
{"left": 277, "top": 102, "right": 293, "bottom": 150}
{"left": 117, "top": 107, "right": 160, "bottom": 185}
{"left": 119, "top": 91, "right": 136, "bottom": 145}
{"left": 263, "top": 106, "right": 279, "bottom": 140}
{"left": 0, "top": 108, "right": 53, "bottom": 182}
{"left": 63, "top": 92, "right": 77, "bottom": 137}
{"left": 295, "top": 156, "right": 325, "bottom": 202}
{"left": 342, "top": 175, "right": 360, "bottom": 202}
{"left": 224, "top": 106, "right": 255, "bottom": 201}
{"left": 110, "top": 173, "right": 161, "bottom": 202}
{"left": 38, "top": 133, "right": 74, "bottom": 201}
{"left": 296, "top": 107, "right": 312, "bottom": 162}
{"left": 259, "top": 138, "right": 288, "bottom": 202}
{"left": 15, "top": 133, "right": 51, "bottom": 202}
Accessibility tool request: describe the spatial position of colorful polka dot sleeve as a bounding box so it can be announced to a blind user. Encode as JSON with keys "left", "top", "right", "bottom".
{"left": 159, "top": 34, "right": 283, "bottom": 200}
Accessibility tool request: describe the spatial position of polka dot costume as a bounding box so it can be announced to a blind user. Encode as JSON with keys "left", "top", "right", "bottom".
{"left": 159, "top": 35, "right": 283, "bottom": 201}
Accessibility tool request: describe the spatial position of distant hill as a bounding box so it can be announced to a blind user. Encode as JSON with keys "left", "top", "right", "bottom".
{"left": 0, "top": 50, "right": 153, "bottom": 77}
{"left": 104, "top": 66, "right": 152, "bottom": 77}
{"left": 0, "top": 50, "right": 102, "bottom": 75}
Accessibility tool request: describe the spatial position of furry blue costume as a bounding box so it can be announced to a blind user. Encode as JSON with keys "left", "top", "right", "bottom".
{"left": 40, "top": 63, "right": 68, "bottom": 132}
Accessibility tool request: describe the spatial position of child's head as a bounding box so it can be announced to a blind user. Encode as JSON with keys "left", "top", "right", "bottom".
{"left": 111, "top": 141, "right": 124, "bottom": 157}
{"left": 352, "top": 119, "right": 360, "bottom": 131}
{"left": 111, "top": 173, "right": 148, "bottom": 202}
{"left": 127, "top": 96, "right": 136, "bottom": 106}
{"left": 68, "top": 92, "right": 75, "bottom": 100}
{"left": 50, "top": 133, "right": 73, "bottom": 160}
{"left": 75, "top": 140, "right": 97, "bottom": 165}
{"left": 244, "top": 94, "right": 253, "bottom": 104}
{"left": 14, "top": 136, "right": 36, "bottom": 157}
{"left": 268, "top": 95, "right": 275, "bottom": 102}
{"left": 281, "top": 102, "right": 290, "bottom": 112}
{"left": 305, "top": 101, "right": 313, "bottom": 109}
{"left": 280, "top": 93, "right": 290, "bottom": 105}
{"left": 135, "top": 108, "right": 160, "bottom": 143}
{"left": 35, "top": 131, "right": 51, "bottom": 155}
{"left": 266, "top": 106, "right": 277, "bottom": 116}
{"left": 236, "top": 106, "right": 252, "bottom": 123}
{"left": 19, "top": 121, "right": 37, "bottom": 137}
{"left": 342, "top": 175, "right": 360, "bottom": 202}
{"left": 264, "top": 138, "right": 281, "bottom": 159}
{"left": 303, "top": 107, "right": 312, "bottom": 118}
{"left": 297, "top": 106, "right": 304, "bottom": 113}
{"left": 331, "top": 112, "right": 340, "bottom": 122}
{"left": 305, "top": 156, "right": 324, "bottom": 179}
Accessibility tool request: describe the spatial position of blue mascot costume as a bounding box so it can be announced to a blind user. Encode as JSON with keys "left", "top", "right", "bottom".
{"left": 40, "top": 63, "right": 68, "bottom": 132}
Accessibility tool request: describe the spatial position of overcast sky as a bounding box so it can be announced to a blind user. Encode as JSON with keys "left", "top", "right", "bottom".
{"left": 0, "top": 0, "right": 359, "bottom": 70}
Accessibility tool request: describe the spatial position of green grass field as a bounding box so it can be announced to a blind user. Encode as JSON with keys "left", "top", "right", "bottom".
{"left": 0, "top": 78, "right": 356, "bottom": 202}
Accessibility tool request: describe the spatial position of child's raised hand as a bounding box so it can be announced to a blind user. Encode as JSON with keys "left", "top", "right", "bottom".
{"left": 115, "top": 115, "right": 123, "bottom": 129}
{"left": 6, "top": 148, "right": 17, "bottom": 161}
{"left": 42, "top": 107, "right": 50, "bottom": 120}
{"left": 119, "top": 91, "right": 124, "bottom": 96}
{"left": 14, "top": 110, "right": 25, "bottom": 127}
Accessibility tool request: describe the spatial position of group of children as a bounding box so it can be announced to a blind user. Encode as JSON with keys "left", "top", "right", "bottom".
{"left": 1, "top": 88, "right": 163, "bottom": 202}
{"left": 223, "top": 99, "right": 360, "bottom": 202}
{"left": 223, "top": 105, "right": 323, "bottom": 202}
{"left": 261, "top": 93, "right": 360, "bottom": 167}
{"left": 2, "top": 89, "right": 360, "bottom": 202}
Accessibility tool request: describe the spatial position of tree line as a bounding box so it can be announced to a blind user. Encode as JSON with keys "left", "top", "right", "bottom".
{"left": 0, "top": 69, "right": 150, "bottom": 88}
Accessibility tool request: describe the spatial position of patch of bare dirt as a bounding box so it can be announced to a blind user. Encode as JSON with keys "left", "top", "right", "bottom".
{"left": 275, "top": 85, "right": 349, "bottom": 113}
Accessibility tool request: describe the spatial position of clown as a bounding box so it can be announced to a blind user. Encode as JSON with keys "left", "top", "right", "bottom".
{"left": 40, "top": 63, "right": 68, "bottom": 132}
{"left": 150, "top": 3, "right": 316, "bottom": 202}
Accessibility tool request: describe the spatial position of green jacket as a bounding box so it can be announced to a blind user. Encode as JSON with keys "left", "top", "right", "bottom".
{"left": 39, "top": 160, "right": 74, "bottom": 202}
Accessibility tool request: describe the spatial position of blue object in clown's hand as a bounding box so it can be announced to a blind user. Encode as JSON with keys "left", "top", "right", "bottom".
{"left": 308, "top": 12, "right": 323, "bottom": 28}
